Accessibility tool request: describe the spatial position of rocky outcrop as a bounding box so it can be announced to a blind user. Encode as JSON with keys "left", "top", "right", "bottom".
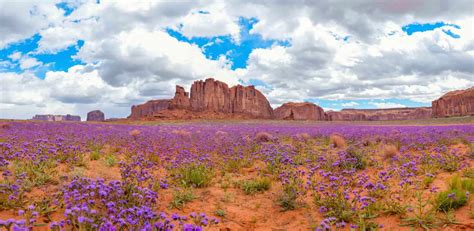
{"left": 274, "top": 102, "right": 326, "bottom": 120}
{"left": 432, "top": 87, "right": 474, "bottom": 118}
{"left": 326, "top": 107, "right": 432, "bottom": 121}
{"left": 86, "top": 110, "right": 105, "bottom": 122}
{"left": 170, "top": 86, "right": 191, "bottom": 110}
{"left": 129, "top": 99, "right": 171, "bottom": 119}
{"left": 129, "top": 78, "right": 273, "bottom": 119}
{"left": 32, "top": 114, "right": 81, "bottom": 122}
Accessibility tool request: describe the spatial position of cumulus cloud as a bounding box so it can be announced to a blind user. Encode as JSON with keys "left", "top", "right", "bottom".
{"left": 0, "top": 0, "right": 473, "bottom": 119}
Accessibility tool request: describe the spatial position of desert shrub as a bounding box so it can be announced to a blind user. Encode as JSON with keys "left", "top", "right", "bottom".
{"left": 277, "top": 186, "right": 298, "bottom": 211}
{"left": 90, "top": 149, "right": 101, "bottom": 161}
{"left": 129, "top": 129, "right": 141, "bottom": 137}
{"left": 241, "top": 177, "right": 271, "bottom": 194}
{"left": 295, "top": 133, "right": 311, "bottom": 141}
{"left": 104, "top": 154, "right": 116, "bottom": 167}
{"left": 314, "top": 191, "right": 355, "bottom": 222}
{"left": 464, "top": 168, "right": 474, "bottom": 178}
{"left": 448, "top": 175, "right": 474, "bottom": 193}
{"left": 382, "top": 144, "right": 398, "bottom": 160}
{"left": 401, "top": 192, "right": 437, "bottom": 230}
{"left": 344, "top": 146, "right": 367, "bottom": 170}
{"left": 176, "top": 164, "right": 213, "bottom": 188}
{"left": 329, "top": 134, "right": 346, "bottom": 148}
{"left": 255, "top": 132, "right": 273, "bottom": 143}
{"left": 169, "top": 188, "right": 196, "bottom": 209}
{"left": 13, "top": 159, "right": 57, "bottom": 187}
{"left": 214, "top": 209, "right": 226, "bottom": 217}
{"left": 0, "top": 123, "right": 11, "bottom": 129}
{"left": 435, "top": 189, "right": 468, "bottom": 212}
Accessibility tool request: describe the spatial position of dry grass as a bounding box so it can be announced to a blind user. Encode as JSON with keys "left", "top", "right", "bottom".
{"left": 172, "top": 129, "right": 192, "bottom": 137}
{"left": 329, "top": 133, "right": 346, "bottom": 148}
{"left": 255, "top": 132, "right": 273, "bottom": 143}
{"left": 382, "top": 144, "right": 399, "bottom": 160}
{"left": 296, "top": 133, "right": 311, "bottom": 141}
{"left": 129, "top": 129, "right": 141, "bottom": 137}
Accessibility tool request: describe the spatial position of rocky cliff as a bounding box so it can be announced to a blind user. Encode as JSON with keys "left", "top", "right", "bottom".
{"left": 129, "top": 99, "right": 171, "bottom": 119}
{"left": 86, "top": 110, "right": 105, "bottom": 122}
{"left": 326, "top": 107, "right": 432, "bottom": 121}
{"left": 432, "top": 87, "right": 474, "bottom": 118}
{"left": 274, "top": 102, "right": 326, "bottom": 120}
{"left": 129, "top": 78, "right": 273, "bottom": 119}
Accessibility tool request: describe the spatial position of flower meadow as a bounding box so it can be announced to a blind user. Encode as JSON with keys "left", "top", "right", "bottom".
{"left": 0, "top": 121, "right": 473, "bottom": 230}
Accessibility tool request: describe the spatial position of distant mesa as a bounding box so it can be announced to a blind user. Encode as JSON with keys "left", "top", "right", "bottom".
{"left": 87, "top": 110, "right": 105, "bottom": 122}
{"left": 32, "top": 114, "right": 81, "bottom": 122}
{"left": 432, "top": 87, "right": 474, "bottom": 118}
{"left": 325, "top": 107, "right": 432, "bottom": 121}
{"left": 274, "top": 102, "right": 326, "bottom": 120}
{"left": 128, "top": 79, "right": 473, "bottom": 121}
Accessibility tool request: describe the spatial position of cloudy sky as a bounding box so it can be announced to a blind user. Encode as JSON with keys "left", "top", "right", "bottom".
{"left": 0, "top": 0, "right": 473, "bottom": 119}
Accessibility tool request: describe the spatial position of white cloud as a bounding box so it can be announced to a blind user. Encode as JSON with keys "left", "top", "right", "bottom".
{"left": 341, "top": 101, "right": 359, "bottom": 107}
{"left": 371, "top": 102, "right": 407, "bottom": 109}
{"left": 19, "top": 57, "right": 42, "bottom": 69}
{"left": 8, "top": 52, "right": 22, "bottom": 61}
{"left": 1, "top": 0, "right": 473, "bottom": 119}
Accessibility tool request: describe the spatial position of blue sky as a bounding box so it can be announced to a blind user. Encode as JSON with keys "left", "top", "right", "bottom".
{"left": 167, "top": 17, "right": 290, "bottom": 70}
{"left": 402, "top": 22, "right": 461, "bottom": 38}
{"left": 0, "top": 1, "right": 472, "bottom": 119}
{"left": 0, "top": 34, "right": 84, "bottom": 78}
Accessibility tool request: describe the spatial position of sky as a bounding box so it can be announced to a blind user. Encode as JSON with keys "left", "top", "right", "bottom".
{"left": 0, "top": 0, "right": 473, "bottom": 119}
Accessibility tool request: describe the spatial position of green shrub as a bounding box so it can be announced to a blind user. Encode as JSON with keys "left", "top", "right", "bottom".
{"left": 169, "top": 188, "right": 195, "bottom": 209}
{"left": 104, "top": 154, "right": 116, "bottom": 167}
{"left": 176, "top": 164, "right": 213, "bottom": 188}
{"left": 435, "top": 189, "right": 468, "bottom": 212}
{"left": 214, "top": 209, "right": 226, "bottom": 217}
{"left": 90, "top": 149, "right": 101, "bottom": 161}
{"left": 463, "top": 168, "right": 474, "bottom": 179}
{"left": 241, "top": 177, "right": 271, "bottom": 194}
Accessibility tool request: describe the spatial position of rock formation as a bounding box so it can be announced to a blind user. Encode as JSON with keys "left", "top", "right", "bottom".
{"left": 129, "top": 100, "right": 171, "bottom": 119}
{"left": 432, "top": 87, "right": 474, "bottom": 118}
{"left": 129, "top": 78, "right": 273, "bottom": 119}
{"left": 86, "top": 110, "right": 105, "bottom": 122}
{"left": 128, "top": 78, "right": 471, "bottom": 121}
{"left": 274, "top": 102, "right": 326, "bottom": 120}
{"left": 326, "top": 107, "right": 432, "bottom": 121}
{"left": 32, "top": 114, "right": 81, "bottom": 122}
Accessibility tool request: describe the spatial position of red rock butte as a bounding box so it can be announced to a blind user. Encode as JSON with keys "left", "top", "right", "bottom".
{"left": 432, "top": 87, "right": 474, "bottom": 118}
{"left": 128, "top": 79, "right": 473, "bottom": 121}
{"left": 129, "top": 78, "right": 273, "bottom": 120}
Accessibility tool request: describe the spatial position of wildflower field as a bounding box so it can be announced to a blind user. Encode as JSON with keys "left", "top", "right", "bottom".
{"left": 0, "top": 121, "right": 473, "bottom": 230}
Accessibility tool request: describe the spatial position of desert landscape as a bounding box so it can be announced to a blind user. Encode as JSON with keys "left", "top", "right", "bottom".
{"left": 1, "top": 1, "right": 474, "bottom": 230}
{"left": 1, "top": 81, "right": 473, "bottom": 230}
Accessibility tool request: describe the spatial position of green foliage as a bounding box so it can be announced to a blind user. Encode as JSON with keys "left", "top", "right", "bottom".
{"left": 214, "top": 209, "right": 226, "bottom": 217}
{"left": 241, "top": 177, "right": 271, "bottom": 195}
{"left": 448, "top": 175, "right": 474, "bottom": 193}
{"left": 422, "top": 176, "right": 434, "bottom": 188}
{"left": 104, "top": 154, "right": 116, "bottom": 167}
{"left": 13, "top": 159, "right": 57, "bottom": 187}
{"left": 435, "top": 189, "right": 468, "bottom": 212}
{"left": 401, "top": 192, "right": 438, "bottom": 230}
{"left": 463, "top": 168, "right": 474, "bottom": 178}
{"left": 176, "top": 164, "right": 213, "bottom": 188}
{"left": 314, "top": 191, "right": 355, "bottom": 222}
{"left": 169, "top": 188, "right": 196, "bottom": 209}
{"left": 277, "top": 187, "right": 298, "bottom": 211}
{"left": 90, "top": 149, "right": 101, "bottom": 161}
{"left": 344, "top": 146, "right": 368, "bottom": 170}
